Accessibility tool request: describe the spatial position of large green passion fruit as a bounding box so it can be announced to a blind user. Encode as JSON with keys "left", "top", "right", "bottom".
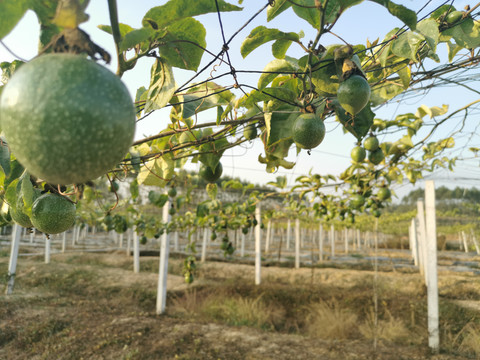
{"left": 31, "top": 193, "right": 76, "bottom": 234}
{"left": 337, "top": 75, "right": 371, "bottom": 115}
{"left": 0, "top": 54, "right": 136, "bottom": 185}
{"left": 292, "top": 113, "right": 326, "bottom": 150}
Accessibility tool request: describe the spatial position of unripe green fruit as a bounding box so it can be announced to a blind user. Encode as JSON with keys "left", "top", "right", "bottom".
{"left": 199, "top": 162, "right": 223, "bottom": 183}
{"left": 364, "top": 136, "right": 379, "bottom": 151}
{"left": 368, "top": 148, "right": 385, "bottom": 165}
{"left": 0, "top": 54, "right": 136, "bottom": 185}
{"left": 351, "top": 146, "right": 366, "bottom": 163}
{"left": 350, "top": 194, "right": 365, "bottom": 209}
{"left": 377, "top": 187, "right": 391, "bottom": 201}
{"left": 31, "top": 193, "right": 76, "bottom": 234}
{"left": 168, "top": 187, "right": 177, "bottom": 198}
{"left": 337, "top": 75, "right": 371, "bottom": 115}
{"left": 446, "top": 10, "right": 463, "bottom": 24}
{"left": 243, "top": 125, "right": 257, "bottom": 140}
{"left": 292, "top": 113, "right": 326, "bottom": 150}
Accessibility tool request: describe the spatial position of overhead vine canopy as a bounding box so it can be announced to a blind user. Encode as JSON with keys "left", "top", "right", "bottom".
{"left": 1, "top": 0, "right": 480, "bottom": 220}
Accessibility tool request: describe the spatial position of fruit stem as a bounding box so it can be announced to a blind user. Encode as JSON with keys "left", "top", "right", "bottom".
{"left": 107, "top": 0, "right": 126, "bottom": 77}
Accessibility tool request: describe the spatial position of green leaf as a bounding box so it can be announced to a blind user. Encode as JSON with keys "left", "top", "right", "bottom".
{"left": 5, "top": 178, "right": 19, "bottom": 209}
{"left": 240, "top": 26, "right": 300, "bottom": 58}
{"left": 1, "top": 60, "right": 24, "bottom": 85}
{"left": 198, "top": 131, "right": 229, "bottom": 171}
{"left": 338, "top": 0, "right": 365, "bottom": 11}
{"left": 264, "top": 107, "right": 298, "bottom": 147}
{"left": 242, "top": 87, "right": 297, "bottom": 108}
{"left": 292, "top": 0, "right": 320, "bottom": 29}
{"left": 138, "top": 156, "right": 175, "bottom": 187}
{"left": 391, "top": 30, "right": 424, "bottom": 61}
{"left": 130, "top": 178, "right": 139, "bottom": 200}
{"left": 446, "top": 41, "right": 464, "bottom": 62}
{"left": 335, "top": 103, "right": 375, "bottom": 140}
{"left": 157, "top": 17, "right": 206, "bottom": 71}
{"left": 416, "top": 19, "right": 439, "bottom": 53}
{"left": 119, "top": 27, "right": 154, "bottom": 52}
{"left": 182, "top": 82, "right": 234, "bottom": 119}
{"left": 148, "top": 191, "right": 169, "bottom": 207}
{"left": 29, "top": 0, "right": 61, "bottom": 47}
{"left": 267, "top": 0, "right": 292, "bottom": 21}
{"left": 0, "top": 143, "right": 10, "bottom": 178}
{"left": 370, "top": 81, "right": 404, "bottom": 106}
{"left": 442, "top": 17, "right": 480, "bottom": 49}
{"left": 370, "top": 0, "right": 417, "bottom": 30}
{"left": 309, "top": 47, "right": 339, "bottom": 96}
{"left": 0, "top": 0, "right": 29, "bottom": 39}
{"left": 258, "top": 58, "right": 298, "bottom": 89}
{"left": 20, "top": 172, "right": 35, "bottom": 215}
{"left": 97, "top": 23, "right": 134, "bottom": 37}
{"left": 142, "top": 0, "right": 242, "bottom": 30}
{"left": 206, "top": 183, "right": 217, "bottom": 200}
{"left": 144, "top": 58, "right": 175, "bottom": 113}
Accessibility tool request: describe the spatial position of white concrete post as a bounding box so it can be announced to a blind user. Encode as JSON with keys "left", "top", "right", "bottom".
{"left": 470, "top": 230, "right": 480, "bottom": 255}
{"left": 156, "top": 200, "right": 171, "bottom": 315}
{"left": 295, "top": 218, "right": 300, "bottom": 269}
{"left": 265, "top": 220, "right": 271, "bottom": 253}
{"left": 255, "top": 205, "right": 261, "bottom": 285}
{"left": 461, "top": 231, "right": 469, "bottom": 253}
{"left": 173, "top": 231, "right": 179, "bottom": 252}
{"left": 133, "top": 230, "right": 140, "bottom": 273}
{"left": 416, "top": 201, "right": 428, "bottom": 281}
{"left": 29, "top": 228, "right": 34, "bottom": 244}
{"left": 344, "top": 228, "right": 348, "bottom": 254}
{"left": 330, "top": 224, "right": 335, "bottom": 258}
{"left": 201, "top": 227, "right": 208, "bottom": 263}
{"left": 61, "top": 231, "right": 66, "bottom": 253}
{"left": 425, "top": 180, "right": 439, "bottom": 353}
{"left": 286, "top": 219, "right": 291, "bottom": 249}
{"left": 318, "top": 223, "right": 324, "bottom": 261}
{"left": 410, "top": 218, "right": 419, "bottom": 266}
{"left": 5, "top": 224, "right": 22, "bottom": 295}
{"left": 118, "top": 233, "right": 124, "bottom": 248}
{"left": 44, "top": 234, "right": 50, "bottom": 264}
{"left": 126, "top": 228, "right": 132, "bottom": 256}
{"left": 71, "top": 226, "right": 77, "bottom": 246}
{"left": 240, "top": 231, "right": 246, "bottom": 257}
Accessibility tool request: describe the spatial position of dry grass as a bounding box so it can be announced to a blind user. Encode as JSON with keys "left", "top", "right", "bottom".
{"left": 303, "top": 300, "right": 358, "bottom": 339}
{"left": 457, "top": 322, "right": 480, "bottom": 357}
{"left": 170, "top": 289, "right": 285, "bottom": 330}
{"left": 358, "top": 308, "right": 412, "bottom": 344}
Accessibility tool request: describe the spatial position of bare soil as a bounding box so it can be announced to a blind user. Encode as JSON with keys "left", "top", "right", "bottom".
{"left": 1, "top": 251, "right": 479, "bottom": 359}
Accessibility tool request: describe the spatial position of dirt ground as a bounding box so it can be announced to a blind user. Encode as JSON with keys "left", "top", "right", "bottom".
{"left": 1, "top": 250, "right": 479, "bottom": 360}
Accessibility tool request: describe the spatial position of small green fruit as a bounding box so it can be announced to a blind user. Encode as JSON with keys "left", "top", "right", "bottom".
{"left": 168, "top": 187, "right": 177, "bottom": 198}
{"left": 446, "top": 10, "right": 463, "bottom": 24}
{"left": 199, "top": 162, "right": 223, "bottom": 183}
{"left": 337, "top": 75, "right": 371, "bottom": 115}
{"left": 350, "top": 194, "right": 365, "bottom": 209}
{"left": 292, "top": 113, "right": 326, "bottom": 150}
{"left": 364, "top": 136, "right": 379, "bottom": 151}
{"left": 368, "top": 148, "right": 385, "bottom": 165}
{"left": 31, "top": 193, "right": 76, "bottom": 234}
{"left": 377, "top": 187, "right": 391, "bottom": 201}
{"left": 351, "top": 146, "right": 366, "bottom": 163}
{"left": 243, "top": 125, "right": 257, "bottom": 140}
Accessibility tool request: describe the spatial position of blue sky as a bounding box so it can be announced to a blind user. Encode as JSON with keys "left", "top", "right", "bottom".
{"left": 1, "top": 0, "right": 479, "bottom": 198}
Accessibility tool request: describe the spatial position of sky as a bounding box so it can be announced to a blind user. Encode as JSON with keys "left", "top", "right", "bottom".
{"left": 1, "top": 0, "right": 479, "bottom": 200}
